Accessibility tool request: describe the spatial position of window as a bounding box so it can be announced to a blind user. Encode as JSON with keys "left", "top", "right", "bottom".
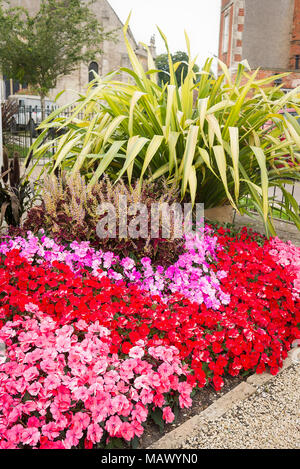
{"left": 3, "top": 76, "right": 22, "bottom": 98}
{"left": 295, "top": 55, "right": 300, "bottom": 70}
{"left": 222, "top": 12, "right": 230, "bottom": 53}
{"left": 88, "top": 62, "right": 99, "bottom": 83}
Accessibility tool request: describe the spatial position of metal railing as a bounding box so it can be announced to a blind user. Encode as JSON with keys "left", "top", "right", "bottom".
{"left": 241, "top": 181, "right": 300, "bottom": 222}
{"left": 2, "top": 104, "right": 85, "bottom": 164}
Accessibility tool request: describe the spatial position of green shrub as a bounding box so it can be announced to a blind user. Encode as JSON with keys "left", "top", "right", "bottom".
{"left": 29, "top": 17, "right": 300, "bottom": 236}
{"left": 0, "top": 149, "right": 34, "bottom": 227}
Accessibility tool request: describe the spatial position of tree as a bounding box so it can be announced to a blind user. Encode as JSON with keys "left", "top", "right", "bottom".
{"left": 155, "top": 51, "right": 200, "bottom": 86}
{"left": 0, "top": 0, "right": 116, "bottom": 118}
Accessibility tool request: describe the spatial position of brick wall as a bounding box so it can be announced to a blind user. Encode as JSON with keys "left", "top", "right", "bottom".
{"left": 254, "top": 69, "right": 300, "bottom": 89}
{"left": 289, "top": 0, "right": 300, "bottom": 69}
{"left": 233, "top": 68, "right": 300, "bottom": 91}
{"left": 219, "top": 1, "right": 245, "bottom": 70}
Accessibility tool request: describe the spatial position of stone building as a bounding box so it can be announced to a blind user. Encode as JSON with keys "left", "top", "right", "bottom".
{"left": 0, "top": 0, "right": 156, "bottom": 105}
{"left": 218, "top": 0, "right": 300, "bottom": 90}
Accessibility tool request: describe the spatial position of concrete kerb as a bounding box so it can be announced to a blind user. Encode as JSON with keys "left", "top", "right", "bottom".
{"left": 148, "top": 350, "right": 295, "bottom": 449}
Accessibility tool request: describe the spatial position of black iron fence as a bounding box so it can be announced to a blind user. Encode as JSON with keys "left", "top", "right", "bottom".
{"left": 2, "top": 104, "right": 85, "bottom": 162}
{"left": 241, "top": 182, "right": 300, "bottom": 223}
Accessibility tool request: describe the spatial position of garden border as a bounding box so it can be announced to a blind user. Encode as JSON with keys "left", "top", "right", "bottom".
{"left": 148, "top": 350, "right": 294, "bottom": 449}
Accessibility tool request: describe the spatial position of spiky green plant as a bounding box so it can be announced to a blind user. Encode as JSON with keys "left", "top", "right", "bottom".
{"left": 0, "top": 148, "right": 33, "bottom": 227}
{"left": 27, "top": 15, "right": 300, "bottom": 236}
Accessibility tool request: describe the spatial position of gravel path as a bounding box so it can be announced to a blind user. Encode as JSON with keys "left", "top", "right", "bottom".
{"left": 183, "top": 364, "right": 300, "bottom": 449}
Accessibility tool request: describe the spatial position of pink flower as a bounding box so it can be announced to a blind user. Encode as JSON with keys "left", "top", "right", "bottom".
{"left": 6, "top": 424, "right": 24, "bottom": 445}
{"left": 120, "top": 257, "right": 135, "bottom": 270}
{"left": 129, "top": 346, "right": 144, "bottom": 359}
{"left": 87, "top": 423, "right": 103, "bottom": 444}
{"left": 139, "top": 388, "right": 154, "bottom": 405}
{"left": 73, "top": 386, "right": 89, "bottom": 402}
{"left": 64, "top": 429, "right": 80, "bottom": 449}
{"left": 153, "top": 393, "right": 165, "bottom": 407}
{"left": 131, "top": 402, "right": 148, "bottom": 423}
{"left": 162, "top": 406, "right": 175, "bottom": 423}
{"left": 72, "top": 412, "right": 90, "bottom": 431}
{"left": 110, "top": 394, "right": 132, "bottom": 417}
{"left": 27, "top": 416, "right": 40, "bottom": 428}
{"left": 42, "top": 422, "right": 60, "bottom": 440}
{"left": 56, "top": 335, "right": 71, "bottom": 353}
{"left": 40, "top": 358, "right": 57, "bottom": 373}
{"left": 0, "top": 441, "right": 17, "bottom": 449}
{"left": 23, "top": 366, "right": 39, "bottom": 382}
{"left": 21, "top": 427, "right": 40, "bottom": 447}
{"left": 105, "top": 416, "right": 123, "bottom": 437}
{"left": 179, "top": 394, "right": 193, "bottom": 409}
{"left": 120, "top": 422, "right": 135, "bottom": 441}
{"left": 27, "top": 381, "right": 42, "bottom": 396}
{"left": 131, "top": 420, "right": 144, "bottom": 438}
{"left": 44, "top": 374, "right": 61, "bottom": 391}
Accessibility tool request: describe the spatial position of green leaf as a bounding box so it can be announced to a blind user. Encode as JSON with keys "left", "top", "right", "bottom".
{"left": 150, "top": 408, "right": 164, "bottom": 433}
{"left": 250, "top": 146, "right": 269, "bottom": 222}
{"left": 87, "top": 141, "right": 125, "bottom": 188}
{"left": 180, "top": 125, "right": 199, "bottom": 197}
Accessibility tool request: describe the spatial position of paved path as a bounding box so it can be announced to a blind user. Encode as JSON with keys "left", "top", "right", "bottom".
{"left": 183, "top": 363, "right": 300, "bottom": 449}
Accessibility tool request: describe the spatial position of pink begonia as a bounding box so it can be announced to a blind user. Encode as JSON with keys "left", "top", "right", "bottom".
{"left": 162, "top": 406, "right": 175, "bottom": 423}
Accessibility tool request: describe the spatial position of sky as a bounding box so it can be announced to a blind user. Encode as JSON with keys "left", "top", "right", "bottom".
{"left": 109, "top": 0, "right": 221, "bottom": 68}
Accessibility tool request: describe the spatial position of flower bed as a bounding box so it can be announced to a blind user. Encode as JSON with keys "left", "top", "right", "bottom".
{"left": 0, "top": 227, "right": 230, "bottom": 309}
{"left": 0, "top": 227, "right": 299, "bottom": 449}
